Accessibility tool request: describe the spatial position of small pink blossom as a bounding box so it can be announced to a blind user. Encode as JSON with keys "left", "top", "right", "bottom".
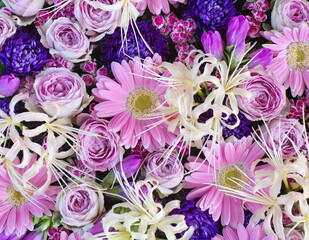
{"left": 81, "top": 60, "right": 97, "bottom": 73}
{"left": 82, "top": 74, "right": 95, "bottom": 86}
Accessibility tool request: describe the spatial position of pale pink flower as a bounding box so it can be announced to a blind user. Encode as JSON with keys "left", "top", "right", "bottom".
{"left": 264, "top": 25, "right": 309, "bottom": 96}
{"left": 0, "top": 155, "right": 60, "bottom": 237}
{"left": 183, "top": 137, "right": 264, "bottom": 227}
{"left": 92, "top": 55, "right": 175, "bottom": 151}
{"left": 146, "top": 0, "right": 185, "bottom": 15}
{"left": 212, "top": 223, "right": 278, "bottom": 240}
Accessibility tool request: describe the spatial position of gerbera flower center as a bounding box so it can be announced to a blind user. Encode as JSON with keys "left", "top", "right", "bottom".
{"left": 287, "top": 42, "right": 309, "bottom": 70}
{"left": 217, "top": 164, "right": 248, "bottom": 190}
{"left": 6, "top": 186, "right": 28, "bottom": 206}
{"left": 126, "top": 88, "right": 159, "bottom": 118}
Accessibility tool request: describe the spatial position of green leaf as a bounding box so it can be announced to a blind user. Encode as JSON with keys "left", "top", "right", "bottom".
{"left": 0, "top": 62, "right": 5, "bottom": 75}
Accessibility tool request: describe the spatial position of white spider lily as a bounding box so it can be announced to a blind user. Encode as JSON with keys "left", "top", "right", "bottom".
{"left": 280, "top": 192, "right": 309, "bottom": 239}
{"left": 251, "top": 123, "right": 308, "bottom": 198}
{"left": 216, "top": 171, "right": 285, "bottom": 239}
{"left": 97, "top": 170, "right": 193, "bottom": 240}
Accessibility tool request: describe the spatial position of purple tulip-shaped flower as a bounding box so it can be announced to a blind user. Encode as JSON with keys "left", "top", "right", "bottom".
{"left": 226, "top": 15, "right": 249, "bottom": 60}
{"left": 0, "top": 74, "right": 20, "bottom": 97}
{"left": 247, "top": 48, "right": 273, "bottom": 68}
{"left": 116, "top": 154, "right": 143, "bottom": 178}
{"left": 201, "top": 31, "right": 224, "bottom": 59}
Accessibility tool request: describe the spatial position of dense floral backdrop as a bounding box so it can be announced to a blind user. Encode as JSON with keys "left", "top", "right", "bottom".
{"left": 0, "top": 0, "right": 308, "bottom": 239}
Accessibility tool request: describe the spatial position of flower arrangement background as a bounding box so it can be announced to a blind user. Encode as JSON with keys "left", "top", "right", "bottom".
{"left": 0, "top": 0, "right": 308, "bottom": 239}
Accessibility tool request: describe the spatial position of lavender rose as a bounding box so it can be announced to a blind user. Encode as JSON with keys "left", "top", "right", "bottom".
{"left": 144, "top": 150, "right": 184, "bottom": 194}
{"left": 2, "top": 0, "right": 44, "bottom": 17}
{"left": 272, "top": 0, "right": 309, "bottom": 31}
{"left": 77, "top": 116, "right": 122, "bottom": 172}
{"left": 33, "top": 67, "right": 90, "bottom": 118}
{"left": 0, "top": 12, "right": 15, "bottom": 49}
{"left": 74, "top": 0, "right": 121, "bottom": 42}
{"left": 236, "top": 70, "right": 286, "bottom": 121}
{"left": 40, "top": 17, "right": 90, "bottom": 62}
{"left": 56, "top": 182, "right": 104, "bottom": 228}
{"left": 262, "top": 117, "right": 304, "bottom": 157}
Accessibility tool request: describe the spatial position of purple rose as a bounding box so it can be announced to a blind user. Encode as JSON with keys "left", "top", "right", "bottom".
{"left": 40, "top": 17, "right": 90, "bottom": 62}
{"left": 0, "top": 12, "right": 16, "bottom": 49}
{"left": 144, "top": 150, "right": 184, "bottom": 194}
{"left": 74, "top": 0, "right": 121, "bottom": 42}
{"left": 0, "top": 74, "right": 20, "bottom": 97}
{"left": 33, "top": 67, "right": 90, "bottom": 118}
{"left": 236, "top": 70, "right": 286, "bottom": 121}
{"left": 56, "top": 182, "right": 104, "bottom": 227}
{"left": 261, "top": 117, "right": 304, "bottom": 157}
{"left": 2, "top": 0, "right": 44, "bottom": 17}
{"left": 272, "top": 0, "right": 309, "bottom": 31}
{"left": 77, "top": 116, "right": 122, "bottom": 172}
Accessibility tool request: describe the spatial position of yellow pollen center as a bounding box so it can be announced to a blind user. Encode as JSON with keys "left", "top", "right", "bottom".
{"left": 126, "top": 88, "right": 159, "bottom": 118}
{"left": 287, "top": 42, "right": 309, "bottom": 70}
{"left": 217, "top": 164, "right": 248, "bottom": 190}
{"left": 7, "top": 186, "right": 28, "bottom": 206}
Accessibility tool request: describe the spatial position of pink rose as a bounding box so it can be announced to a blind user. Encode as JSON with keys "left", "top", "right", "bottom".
{"left": 33, "top": 67, "right": 90, "bottom": 118}
{"left": 2, "top": 0, "right": 44, "bottom": 17}
{"left": 0, "top": 12, "right": 15, "bottom": 49}
{"left": 236, "top": 70, "right": 286, "bottom": 121}
{"left": 272, "top": 0, "right": 309, "bottom": 31}
{"left": 74, "top": 0, "right": 121, "bottom": 42}
{"left": 144, "top": 150, "right": 184, "bottom": 194}
{"left": 56, "top": 182, "right": 104, "bottom": 228}
{"left": 262, "top": 117, "right": 304, "bottom": 157}
{"left": 40, "top": 17, "right": 90, "bottom": 62}
{"left": 77, "top": 116, "right": 122, "bottom": 172}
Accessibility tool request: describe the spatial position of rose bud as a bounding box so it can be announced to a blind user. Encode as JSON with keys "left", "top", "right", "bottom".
{"left": 40, "top": 17, "right": 90, "bottom": 62}
{"left": 0, "top": 74, "right": 20, "bottom": 97}
{"left": 77, "top": 116, "right": 123, "bottom": 172}
{"left": 261, "top": 117, "right": 304, "bottom": 157}
{"left": 272, "top": 0, "right": 309, "bottom": 31}
{"left": 116, "top": 154, "right": 144, "bottom": 178}
{"left": 56, "top": 182, "right": 105, "bottom": 228}
{"left": 0, "top": 12, "right": 15, "bottom": 49}
{"left": 201, "top": 30, "right": 224, "bottom": 59}
{"left": 236, "top": 70, "right": 286, "bottom": 121}
{"left": 144, "top": 150, "right": 184, "bottom": 195}
{"left": 33, "top": 67, "right": 91, "bottom": 118}
{"left": 2, "top": 0, "right": 45, "bottom": 17}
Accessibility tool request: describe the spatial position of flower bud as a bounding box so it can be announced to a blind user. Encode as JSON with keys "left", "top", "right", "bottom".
{"left": 0, "top": 74, "right": 20, "bottom": 97}
{"left": 226, "top": 16, "right": 249, "bottom": 60}
{"left": 247, "top": 48, "right": 273, "bottom": 68}
{"left": 201, "top": 31, "right": 223, "bottom": 59}
{"left": 116, "top": 154, "right": 144, "bottom": 178}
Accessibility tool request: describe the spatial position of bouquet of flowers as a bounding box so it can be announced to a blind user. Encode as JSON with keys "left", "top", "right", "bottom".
{"left": 0, "top": 0, "right": 308, "bottom": 239}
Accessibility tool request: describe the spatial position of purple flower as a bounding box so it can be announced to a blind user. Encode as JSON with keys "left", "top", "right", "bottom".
{"left": 248, "top": 48, "right": 273, "bottom": 68}
{"left": 23, "top": 231, "right": 44, "bottom": 240}
{"left": 0, "top": 74, "right": 20, "bottom": 97}
{"left": 226, "top": 15, "right": 249, "bottom": 59}
{"left": 172, "top": 200, "right": 218, "bottom": 240}
{"left": 222, "top": 113, "right": 253, "bottom": 140}
{"left": 185, "top": 0, "right": 237, "bottom": 34}
{"left": 116, "top": 154, "right": 143, "bottom": 178}
{"left": 0, "top": 231, "right": 24, "bottom": 240}
{"left": 0, "top": 26, "right": 51, "bottom": 77}
{"left": 99, "top": 21, "right": 169, "bottom": 69}
{"left": 0, "top": 98, "right": 10, "bottom": 115}
{"left": 236, "top": 70, "right": 286, "bottom": 121}
{"left": 201, "top": 31, "right": 223, "bottom": 59}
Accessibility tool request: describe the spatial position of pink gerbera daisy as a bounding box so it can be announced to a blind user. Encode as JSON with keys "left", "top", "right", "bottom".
{"left": 0, "top": 154, "right": 60, "bottom": 237}
{"left": 264, "top": 25, "right": 309, "bottom": 96}
{"left": 92, "top": 55, "right": 175, "bottom": 151}
{"left": 183, "top": 137, "right": 264, "bottom": 227}
{"left": 212, "top": 223, "right": 278, "bottom": 240}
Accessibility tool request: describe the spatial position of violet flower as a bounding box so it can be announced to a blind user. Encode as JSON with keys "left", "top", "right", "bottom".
{"left": 201, "top": 31, "right": 223, "bottom": 59}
